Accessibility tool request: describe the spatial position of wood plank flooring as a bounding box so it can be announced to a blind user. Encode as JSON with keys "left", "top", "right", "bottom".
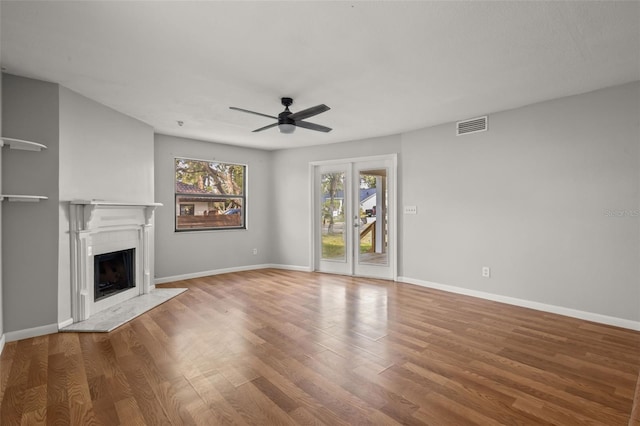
{"left": 1, "top": 269, "right": 639, "bottom": 425}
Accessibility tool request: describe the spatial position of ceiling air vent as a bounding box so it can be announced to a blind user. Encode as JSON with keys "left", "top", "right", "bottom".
{"left": 456, "top": 116, "right": 487, "bottom": 136}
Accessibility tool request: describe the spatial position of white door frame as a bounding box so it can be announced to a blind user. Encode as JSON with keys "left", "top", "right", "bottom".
{"left": 309, "top": 153, "right": 398, "bottom": 281}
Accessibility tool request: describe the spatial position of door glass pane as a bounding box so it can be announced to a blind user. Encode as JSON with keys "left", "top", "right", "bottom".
{"left": 358, "top": 169, "right": 388, "bottom": 265}
{"left": 320, "top": 172, "right": 346, "bottom": 261}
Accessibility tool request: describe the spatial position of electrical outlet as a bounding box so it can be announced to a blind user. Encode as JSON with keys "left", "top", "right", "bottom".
{"left": 252, "top": 248, "right": 258, "bottom": 255}
{"left": 404, "top": 205, "right": 417, "bottom": 215}
{"left": 482, "top": 266, "right": 491, "bottom": 278}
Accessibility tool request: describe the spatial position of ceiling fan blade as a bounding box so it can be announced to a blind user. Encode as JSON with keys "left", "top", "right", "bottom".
{"left": 288, "top": 104, "right": 330, "bottom": 121}
{"left": 230, "top": 107, "right": 278, "bottom": 120}
{"left": 252, "top": 123, "right": 279, "bottom": 132}
{"left": 294, "top": 120, "right": 332, "bottom": 133}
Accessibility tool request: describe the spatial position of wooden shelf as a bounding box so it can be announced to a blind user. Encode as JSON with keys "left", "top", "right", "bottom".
{"left": 1, "top": 194, "right": 48, "bottom": 202}
{"left": 0, "top": 137, "right": 48, "bottom": 151}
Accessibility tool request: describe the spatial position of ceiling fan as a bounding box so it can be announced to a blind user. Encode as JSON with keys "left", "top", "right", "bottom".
{"left": 230, "top": 97, "right": 331, "bottom": 134}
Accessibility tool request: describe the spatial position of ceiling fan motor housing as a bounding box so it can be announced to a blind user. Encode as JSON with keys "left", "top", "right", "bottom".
{"left": 278, "top": 110, "right": 295, "bottom": 125}
{"left": 279, "top": 97, "right": 295, "bottom": 125}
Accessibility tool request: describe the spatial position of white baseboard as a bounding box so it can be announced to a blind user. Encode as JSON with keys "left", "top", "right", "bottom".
{"left": 398, "top": 276, "right": 640, "bottom": 331}
{"left": 157, "top": 269, "right": 639, "bottom": 331}
{"left": 265, "top": 264, "right": 313, "bottom": 272}
{"left": 58, "top": 318, "right": 74, "bottom": 329}
{"left": 154, "top": 264, "right": 312, "bottom": 285}
{"left": 0, "top": 334, "right": 5, "bottom": 355}
{"left": 4, "top": 322, "right": 59, "bottom": 343}
{"left": 154, "top": 264, "right": 270, "bottom": 284}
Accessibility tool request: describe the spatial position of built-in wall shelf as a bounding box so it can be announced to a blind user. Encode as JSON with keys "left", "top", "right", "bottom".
{"left": 1, "top": 137, "right": 48, "bottom": 202}
{"left": 0, "top": 137, "right": 48, "bottom": 151}
{"left": 1, "top": 195, "right": 48, "bottom": 202}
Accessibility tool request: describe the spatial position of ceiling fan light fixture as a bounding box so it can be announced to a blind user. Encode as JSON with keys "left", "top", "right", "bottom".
{"left": 278, "top": 123, "right": 296, "bottom": 134}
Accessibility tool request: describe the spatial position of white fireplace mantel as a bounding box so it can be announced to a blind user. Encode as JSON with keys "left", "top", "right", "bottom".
{"left": 69, "top": 200, "right": 162, "bottom": 323}
{"left": 70, "top": 199, "right": 162, "bottom": 228}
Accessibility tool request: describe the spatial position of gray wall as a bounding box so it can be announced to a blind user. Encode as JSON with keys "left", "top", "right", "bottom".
{"left": 0, "top": 63, "right": 3, "bottom": 342}
{"left": 57, "top": 87, "right": 154, "bottom": 323}
{"left": 2, "top": 74, "right": 60, "bottom": 333}
{"left": 270, "top": 135, "right": 402, "bottom": 268}
{"left": 154, "top": 134, "right": 273, "bottom": 280}
{"left": 268, "top": 82, "right": 639, "bottom": 322}
{"left": 58, "top": 87, "right": 154, "bottom": 201}
{"left": 0, "top": 75, "right": 154, "bottom": 333}
{"left": 400, "top": 82, "right": 639, "bottom": 322}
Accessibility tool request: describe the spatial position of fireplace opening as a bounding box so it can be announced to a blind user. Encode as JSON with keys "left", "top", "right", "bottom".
{"left": 94, "top": 248, "right": 136, "bottom": 301}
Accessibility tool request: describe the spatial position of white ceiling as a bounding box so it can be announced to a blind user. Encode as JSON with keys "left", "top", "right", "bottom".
{"left": 2, "top": 1, "right": 639, "bottom": 150}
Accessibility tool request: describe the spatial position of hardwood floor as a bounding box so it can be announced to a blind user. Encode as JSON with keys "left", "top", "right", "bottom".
{"left": 1, "top": 269, "right": 639, "bottom": 425}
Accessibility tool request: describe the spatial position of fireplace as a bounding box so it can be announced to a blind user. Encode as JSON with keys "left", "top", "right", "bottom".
{"left": 95, "top": 248, "right": 136, "bottom": 301}
{"left": 69, "top": 200, "right": 161, "bottom": 323}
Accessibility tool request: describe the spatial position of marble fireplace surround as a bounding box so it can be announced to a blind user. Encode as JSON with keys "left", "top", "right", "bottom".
{"left": 69, "top": 200, "right": 161, "bottom": 324}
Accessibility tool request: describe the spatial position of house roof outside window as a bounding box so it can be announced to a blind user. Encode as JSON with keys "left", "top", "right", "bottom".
{"left": 176, "top": 181, "right": 209, "bottom": 194}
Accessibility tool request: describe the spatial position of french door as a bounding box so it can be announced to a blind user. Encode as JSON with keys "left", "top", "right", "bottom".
{"left": 313, "top": 155, "right": 396, "bottom": 280}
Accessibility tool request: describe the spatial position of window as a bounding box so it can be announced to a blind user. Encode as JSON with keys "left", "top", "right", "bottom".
{"left": 179, "top": 204, "right": 194, "bottom": 216}
{"left": 175, "top": 158, "right": 246, "bottom": 231}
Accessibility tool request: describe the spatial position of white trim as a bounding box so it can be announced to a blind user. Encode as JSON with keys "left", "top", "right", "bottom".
{"left": 309, "top": 153, "right": 398, "bottom": 167}
{"left": 154, "top": 264, "right": 312, "bottom": 284}
{"left": 58, "top": 318, "right": 74, "bottom": 329}
{"left": 308, "top": 162, "right": 315, "bottom": 273}
{"left": 398, "top": 276, "right": 640, "bottom": 331}
{"left": 154, "top": 264, "right": 267, "bottom": 283}
{"left": 0, "top": 334, "right": 5, "bottom": 355}
{"left": 391, "top": 155, "right": 398, "bottom": 281}
{"left": 266, "top": 264, "right": 313, "bottom": 272}
{"left": 5, "top": 323, "right": 59, "bottom": 343}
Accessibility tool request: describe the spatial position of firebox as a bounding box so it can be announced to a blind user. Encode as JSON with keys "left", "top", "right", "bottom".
{"left": 94, "top": 248, "right": 136, "bottom": 301}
